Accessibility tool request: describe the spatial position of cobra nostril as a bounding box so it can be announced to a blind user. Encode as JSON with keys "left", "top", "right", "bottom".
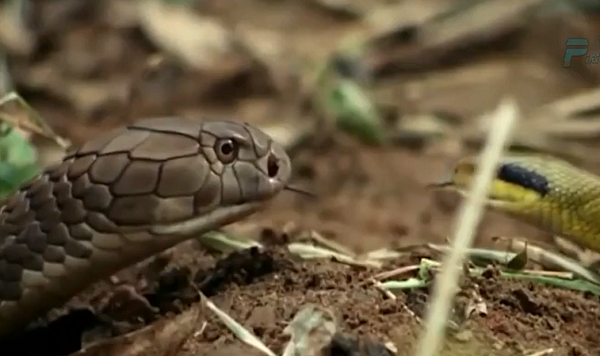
{"left": 267, "top": 154, "right": 279, "bottom": 177}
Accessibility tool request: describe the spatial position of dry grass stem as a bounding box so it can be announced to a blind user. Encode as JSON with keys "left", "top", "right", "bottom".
{"left": 526, "top": 348, "right": 554, "bottom": 356}
{"left": 371, "top": 265, "right": 421, "bottom": 280}
{"left": 493, "top": 236, "right": 600, "bottom": 284}
{"left": 414, "top": 98, "right": 519, "bottom": 356}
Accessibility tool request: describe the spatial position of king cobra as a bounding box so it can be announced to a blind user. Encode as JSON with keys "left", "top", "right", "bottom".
{"left": 0, "top": 117, "right": 291, "bottom": 336}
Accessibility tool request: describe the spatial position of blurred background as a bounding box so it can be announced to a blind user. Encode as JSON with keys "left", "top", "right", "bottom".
{"left": 3, "top": 1, "right": 600, "bottom": 355}
{"left": 3, "top": 0, "right": 600, "bottom": 254}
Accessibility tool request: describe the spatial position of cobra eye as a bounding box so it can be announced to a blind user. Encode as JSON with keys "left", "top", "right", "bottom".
{"left": 214, "top": 138, "right": 239, "bottom": 164}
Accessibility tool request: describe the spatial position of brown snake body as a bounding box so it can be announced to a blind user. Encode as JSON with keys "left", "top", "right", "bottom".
{"left": 0, "top": 117, "right": 291, "bottom": 336}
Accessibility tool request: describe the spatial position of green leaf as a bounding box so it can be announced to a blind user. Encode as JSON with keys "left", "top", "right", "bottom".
{"left": 326, "top": 80, "right": 385, "bottom": 145}
{"left": 312, "top": 50, "right": 386, "bottom": 146}
{"left": 380, "top": 278, "right": 429, "bottom": 291}
{"left": 0, "top": 123, "right": 37, "bottom": 164}
{"left": 0, "top": 162, "right": 39, "bottom": 200}
{"left": 502, "top": 273, "right": 600, "bottom": 296}
{"left": 0, "top": 123, "right": 40, "bottom": 199}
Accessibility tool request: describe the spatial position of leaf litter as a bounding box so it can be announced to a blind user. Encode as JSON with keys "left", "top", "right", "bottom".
{"left": 3, "top": 1, "right": 600, "bottom": 356}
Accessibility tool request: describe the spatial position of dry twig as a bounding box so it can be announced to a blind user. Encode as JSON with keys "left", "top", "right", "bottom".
{"left": 414, "top": 98, "right": 519, "bottom": 356}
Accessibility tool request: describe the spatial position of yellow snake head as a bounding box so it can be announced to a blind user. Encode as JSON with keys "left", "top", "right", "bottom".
{"left": 434, "top": 155, "right": 546, "bottom": 210}
{"left": 431, "top": 154, "right": 600, "bottom": 252}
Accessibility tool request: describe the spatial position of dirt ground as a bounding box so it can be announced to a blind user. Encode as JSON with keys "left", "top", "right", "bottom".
{"left": 2, "top": 0, "right": 600, "bottom": 355}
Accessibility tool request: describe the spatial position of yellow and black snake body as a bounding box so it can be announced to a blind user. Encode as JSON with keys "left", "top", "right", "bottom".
{"left": 439, "top": 154, "right": 600, "bottom": 253}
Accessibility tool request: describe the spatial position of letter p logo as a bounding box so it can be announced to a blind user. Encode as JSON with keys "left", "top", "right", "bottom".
{"left": 563, "top": 38, "right": 588, "bottom": 68}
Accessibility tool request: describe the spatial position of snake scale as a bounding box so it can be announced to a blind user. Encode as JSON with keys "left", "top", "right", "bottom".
{"left": 436, "top": 153, "right": 600, "bottom": 254}
{"left": 0, "top": 117, "right": 291, "bottom": 336}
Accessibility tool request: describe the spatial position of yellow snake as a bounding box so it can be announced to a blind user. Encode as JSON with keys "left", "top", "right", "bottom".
{"left": 0, "top": 117, "right": 292, "bottom": 337}
{"left": 433, "top": 153, "right": 600, "bottom": 254}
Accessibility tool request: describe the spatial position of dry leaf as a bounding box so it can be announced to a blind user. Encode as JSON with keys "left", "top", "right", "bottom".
{"left": 138, "top": 0, "right": 236, "bottom": 71}
{"left": 70, "top": 303, "right": 203, "bottom": 356}
{"left": 0, "top": 1, "right": 36, "bottom": 56}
